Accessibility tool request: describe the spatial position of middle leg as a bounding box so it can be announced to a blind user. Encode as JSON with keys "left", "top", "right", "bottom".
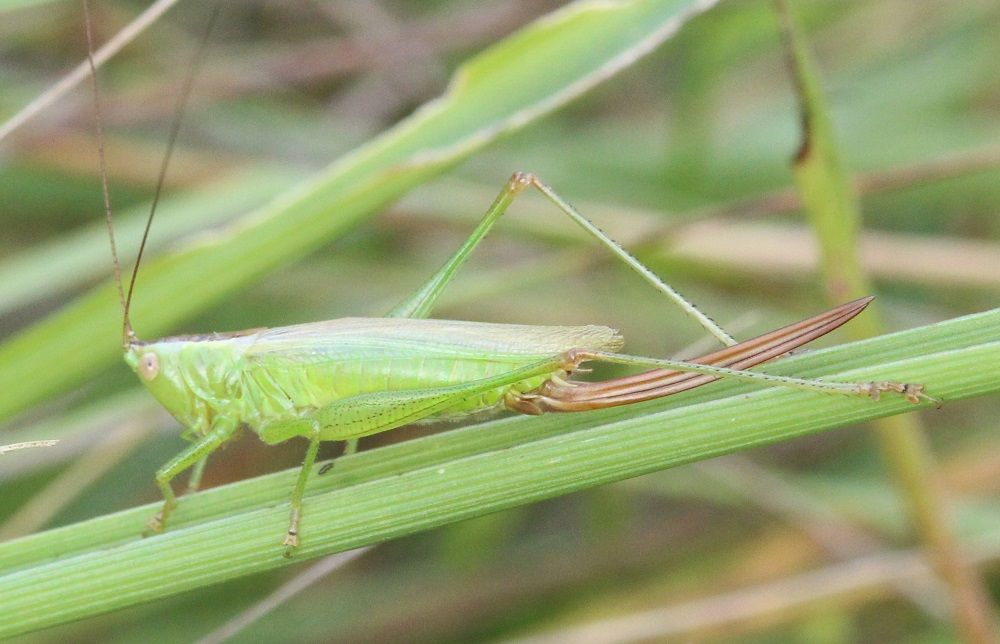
{"left": 284, "top": 424, "right": 322, "bottom": 557}
{"left": 146, "top": 416, "right": 237, "bottom": 534}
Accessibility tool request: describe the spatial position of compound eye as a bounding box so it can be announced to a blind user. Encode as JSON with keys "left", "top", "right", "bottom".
{"left": 139, "top": 352, "right": 159, "bottom": 381}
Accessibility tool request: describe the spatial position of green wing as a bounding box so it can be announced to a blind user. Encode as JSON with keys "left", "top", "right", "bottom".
{"left": 245, "top": 317, "right": 624, "bottom": 365}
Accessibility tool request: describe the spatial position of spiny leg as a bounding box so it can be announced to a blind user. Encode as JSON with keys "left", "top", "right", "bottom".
{"left": 527, "top": 175, "right": 734, "bottom": 346}
{"left": 499, "top": 179, "right": 931, "bottom": 404}
{"left": 147, "top": 417, "right": 237, "bottom": 535}
{"left": 386, "top": 172, "right": 734, "bottom": 345}
{"left": 388, "top": 174, "right": 927, "bottom": 413}
{"left": 586, "top": 351, "right": 925, "bottom": 402}
{"left": 284, "top": 424, "right": 322, "bottom": 557}
{"left": 510, "top": 344, "right": 932, "bottom": 414}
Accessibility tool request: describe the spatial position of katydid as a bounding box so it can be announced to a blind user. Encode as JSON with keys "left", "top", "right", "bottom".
{"left": 84, "top": 7, "right": 929, "bottom": 558}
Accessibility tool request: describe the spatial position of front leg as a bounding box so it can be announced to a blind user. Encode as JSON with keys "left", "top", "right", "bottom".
{"left": 146, "top": 416, "right": 238, "bottom": 535}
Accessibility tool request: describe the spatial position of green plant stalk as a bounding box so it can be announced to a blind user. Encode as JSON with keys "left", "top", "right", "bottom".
{"left": 0, "top": 0, "right": 720, "bottom": 422}
{"left": 775, "top": 2, "right": 999, "bottom": 641}
{"left": 0, "top": 309, "right": 997, "bottom": 637}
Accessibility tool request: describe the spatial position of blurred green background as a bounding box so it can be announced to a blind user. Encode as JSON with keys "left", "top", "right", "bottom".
{"left": 1, "top": 0, "right": 999, "bottom": 641}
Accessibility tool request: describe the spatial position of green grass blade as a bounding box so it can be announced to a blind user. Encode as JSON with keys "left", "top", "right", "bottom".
{"left": 0, "top": 0, "right": 720, "bottom": 422}
{"left": 0, "top": 308, "right": 997, "bottom": 636}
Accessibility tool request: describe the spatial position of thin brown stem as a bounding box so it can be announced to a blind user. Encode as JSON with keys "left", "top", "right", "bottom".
{"left": 0, "top": 0, "right": 182, "bottom": 144}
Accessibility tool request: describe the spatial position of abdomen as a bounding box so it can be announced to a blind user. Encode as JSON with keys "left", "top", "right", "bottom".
{"left": 238, "top": 318, "right": 623, "bottom": 424}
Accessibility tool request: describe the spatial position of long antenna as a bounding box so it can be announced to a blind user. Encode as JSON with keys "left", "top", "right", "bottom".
{"left": 83, "top": 0, "right": 129, "bottom": 348}
{"left": 85, "top": 2, "right": 220, "bottom": 347}
{"left": 123, "top": 4, "right": 221, "bottom": 341}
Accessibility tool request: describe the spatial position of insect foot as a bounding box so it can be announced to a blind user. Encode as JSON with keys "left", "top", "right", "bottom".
{"left": 861, "top": 381, "right": 940, "bottom": 407}
{"left": 144, "top": 511, "right": 167, "bottom": 537}
{"left": 283, "top": 509, "right": 302, "bottom": 558}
